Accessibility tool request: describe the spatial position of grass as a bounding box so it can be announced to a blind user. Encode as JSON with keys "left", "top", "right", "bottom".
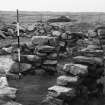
{"left": 0, "top": 11, "right": 105, "bottom": 28}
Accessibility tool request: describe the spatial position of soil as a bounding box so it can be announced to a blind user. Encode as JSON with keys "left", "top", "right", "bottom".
{"left": 8, "top": 73, "right": 105, "bottom": 105}
{"left": 8, "top": 74, "right": 57, "bottom": 105}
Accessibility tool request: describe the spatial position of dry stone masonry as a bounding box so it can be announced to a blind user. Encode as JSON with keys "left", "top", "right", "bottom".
{"left": 0, "top": 22, "right": 105, "bottom": 105}
{"left": 42, "top": 26, "right": 105, "bottom": 105}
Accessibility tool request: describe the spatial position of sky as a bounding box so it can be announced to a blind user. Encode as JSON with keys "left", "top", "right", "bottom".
{"left": 0, "top": 0, "right": 105, "bottom": 12}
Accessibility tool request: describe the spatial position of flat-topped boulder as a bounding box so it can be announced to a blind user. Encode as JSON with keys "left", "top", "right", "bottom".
{"left": 73, "top": 56, "right": 103, "bottom": 66}
{"left": 36, "top": 45, "right": 56, "bottom": 53}
{"left": 57, "top": 75, "right": 82, "bottom": 86}
{"left": 63, "top": 63, "right": 88, "bottom": 76}
{"left": 31, "top": 36, "right": 57, "bottom": 46}
{"left": 48, "top": 85, "right": 76, "bottom": 98}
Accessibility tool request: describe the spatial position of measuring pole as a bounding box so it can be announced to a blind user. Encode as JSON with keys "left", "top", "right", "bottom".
{"left": 17, "top": 9, "right": 21, "bottom": 78}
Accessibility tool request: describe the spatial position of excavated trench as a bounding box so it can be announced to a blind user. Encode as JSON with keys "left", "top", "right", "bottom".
{"left": 3, "top": 55, "right": 105, "bottom": 105}
{"left": 1, "top": 43, "right": 105, "bottom": 105}
{"left": 8, "top": 74, "right": 57, "bottom": 105}
{"left": 8, "top": 66, "right": 105, "bottom": 105}
{"left": 0, "top": 55, "right": 56, "bottom": 105}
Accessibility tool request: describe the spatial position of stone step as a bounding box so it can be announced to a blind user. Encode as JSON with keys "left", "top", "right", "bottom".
{"left": 48, "top": 85, "right": 76, "bottom": 98}
{"left": 73, "top": 56, "right": 103, "bottom": 66}
{"left": 57, "top": 75, "right": 82, "bottom": 86}
{"left": 63, "top": 63, "right": 88, "bottom": 76}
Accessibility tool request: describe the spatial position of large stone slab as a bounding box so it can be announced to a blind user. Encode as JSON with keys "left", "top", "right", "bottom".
{"left": 48, "top": 85, "right": 76, "bottom": 98}
{"left": 57, "top": 75, "right": 82, "bottom": 86}
{"left": 36, "top": 45, "right": 56, "bottom": 53}
{"left": 63, "top": 63, "right": 88, "bottom": 76}
{"left": 43, "top": 60, "right": 58, "bottom": 65}
{"left": 36, "top": 52, "right": 47, "bottom": 57}
{"left": 73, "top": 56, "right": 103, "bottom": 66}
{"left": 31, "top": 36, "right": 56, "bottom": 46}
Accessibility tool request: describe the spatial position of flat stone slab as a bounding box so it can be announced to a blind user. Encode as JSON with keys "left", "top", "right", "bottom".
{"left": 57, "top": 75, "right": 81, "bottom": 86}
{"left": 48, "top": 85, "right": 75, "bottom": 98}
{"left": 73, "top": 56, "right": 103, "bottom": 65}
{"left": 63, "top": 63, "right": 88, "bottom": 76}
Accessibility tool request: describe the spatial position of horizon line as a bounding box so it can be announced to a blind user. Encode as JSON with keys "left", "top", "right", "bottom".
{"left": 0, "top": 10, "right": 105, "bottom": 13}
